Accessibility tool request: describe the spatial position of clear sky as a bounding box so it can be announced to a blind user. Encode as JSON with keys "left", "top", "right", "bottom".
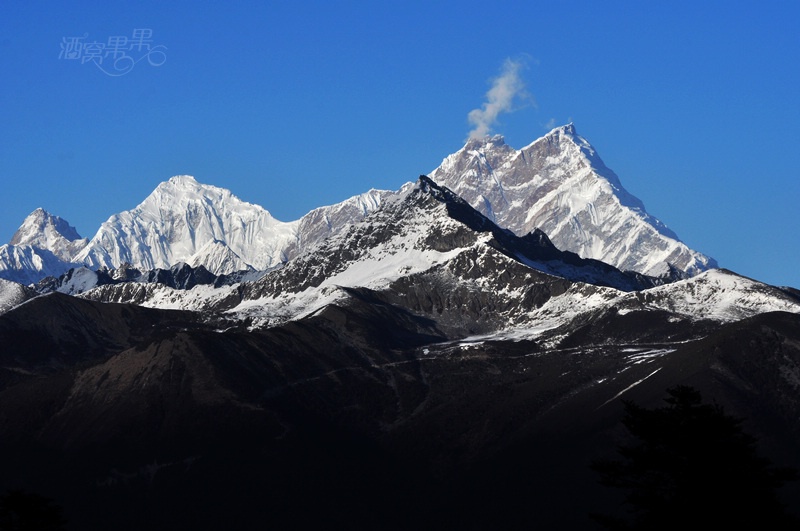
{"left": 1, "top": 1, "right": 798, "bottom": 288}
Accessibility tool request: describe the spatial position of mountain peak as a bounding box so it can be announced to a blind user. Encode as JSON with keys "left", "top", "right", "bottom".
{"left": 166, "top": 174, "right": 200, "bottom": 187}
{"left": 416, "top": 174, "right": 449, "bottom": 198}
{"left": 546, "top": 123, "right": 576, "bottom": 137}
{"left": 534, "top": 123, "right": 589, "bottom": 155}
{"left": 143, "top": 175, "right": 260, "bottom": 216}
{"left": 2, "top": 208, "right": 88, "bottom": 279}
{"left": 10, "top": 208, "right": 82, "bottom": 247}
{"left": 463, "top": 134, "right": 506, "bottom": 151}
{"left": 9, "top": 207, "right": 86, "bottom": 258}
{"left": 155, "top": 175, "right": 211, "bottom": 197}
{"left": 429, "top": 125, "right": 717, "bottom": 277}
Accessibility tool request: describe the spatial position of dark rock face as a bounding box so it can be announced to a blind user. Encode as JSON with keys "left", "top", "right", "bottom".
{"left": 33, "top": 262, "right": 235, "bottom": 297}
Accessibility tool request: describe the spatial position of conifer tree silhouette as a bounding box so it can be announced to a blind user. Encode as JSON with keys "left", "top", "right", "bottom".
{"left": 592, "top": 386, "right": 798, "bottom": 530}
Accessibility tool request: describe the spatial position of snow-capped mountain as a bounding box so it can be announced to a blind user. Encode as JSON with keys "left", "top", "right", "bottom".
{"left": 73, "top": 175, "right": 299, "bottom": 274}
{"left": 9, "top": 208, "right": 88, "bottom": 261}
{"left": 0, "top": 209, "right": 88, "bottom": 284}
{"left": 428, "top": 124, "right": 716, "bottom": 277}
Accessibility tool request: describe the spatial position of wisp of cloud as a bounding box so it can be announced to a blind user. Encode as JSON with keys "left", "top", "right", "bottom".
{"left": 468, "top": 58, "right": 530, "bottom": 140}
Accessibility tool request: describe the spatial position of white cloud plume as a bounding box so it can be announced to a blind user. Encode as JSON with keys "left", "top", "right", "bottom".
{"left": 467, "top": 58, "right": 531, "bottom": 139}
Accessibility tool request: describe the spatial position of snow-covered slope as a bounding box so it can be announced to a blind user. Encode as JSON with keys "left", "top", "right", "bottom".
{"left": 428, "top": 124, "right": 716, "bottom": 277}
{"left": 74, "top": 176, "right": 299, "bottom": 274}
{"left": 186, "top": 239, "right": 252, "bottom": 273}
{"left": 0, "top": 278, "right": 37, "bottom": 314}
{"left": 0, "top": 244, "right": 79, "bottom": 285}
{"left": 283, "top": 188, "right": 392, "bottom": 259}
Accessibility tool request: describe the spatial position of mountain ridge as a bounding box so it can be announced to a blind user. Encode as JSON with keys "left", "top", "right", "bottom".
{"left": 0, "top": 125, "right": 719, "bottom": 286}
{"left": 31, "top": 176, "right": 797, "bottom": 339}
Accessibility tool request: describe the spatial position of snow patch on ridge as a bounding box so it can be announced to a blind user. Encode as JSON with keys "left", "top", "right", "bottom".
{"left": 621, "top": 269, "right": 800, "bottom": 322}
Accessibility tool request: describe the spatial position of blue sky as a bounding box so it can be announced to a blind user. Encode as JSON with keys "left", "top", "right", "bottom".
{"left": 1, "top": 1, "right": 799, "bottom": 287}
